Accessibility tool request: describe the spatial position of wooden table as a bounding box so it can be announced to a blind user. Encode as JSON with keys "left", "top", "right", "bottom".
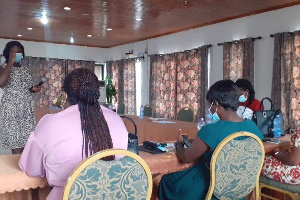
{"left": 0, "top": 151, "right": 192, "bottom": 200}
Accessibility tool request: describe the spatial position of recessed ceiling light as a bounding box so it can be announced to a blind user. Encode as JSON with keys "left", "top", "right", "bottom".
{"left": 70, "top": 37, "right": 74, "bottom": 43}
{"left": 40, "top": 11, "right": 48, "bottom": 25}
{"left": 106, "top": 28, "right": 112, "bottom": 31}
{"left": 27, "top": 27, "right": 33, "bottom": 30}
{"left": 64, "top": 7, "right": 71, "bottom": 11}
{"left": 82, "top": 13, "right": 89, "bottom": 16}
{"left": 136, "top": 18, "right": 142, "bottom": 21}
{"left": 87, "top": 34, "right": 92, "bottom": 37}
{"left": 17, "top": 34, "right": 22, "bottom": 37}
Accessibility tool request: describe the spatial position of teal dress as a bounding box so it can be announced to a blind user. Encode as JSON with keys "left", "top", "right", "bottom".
{"left": 158, "top": 120, "right": 264, "bottom": 200}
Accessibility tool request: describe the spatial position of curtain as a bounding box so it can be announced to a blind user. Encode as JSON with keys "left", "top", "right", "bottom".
{"left": 150, "top": 54, "right": 177, "bottom": 119}
{"left": 66, "top": 60, "right": 95, "bottom": 75}
{"left": 150, "top": 45, "right": 209, "bottom": 119}
{"left": 272, "top": 32, "right": 300, "bottom": 130}
{"left": 106, "top": 60, "right": 136, "bottom": 115}
{"left": 223, "top": 38, "right": 254, "bottom": 83}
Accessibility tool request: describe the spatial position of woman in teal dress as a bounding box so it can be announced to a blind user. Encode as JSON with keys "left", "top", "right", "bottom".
{"left": 158, "top": 80, "right": 264, "bottom": 200}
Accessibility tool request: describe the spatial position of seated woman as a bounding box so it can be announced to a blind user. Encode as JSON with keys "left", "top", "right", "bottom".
{"left": 158, "top": 80, "right": 264, "bottom": 200}
{"left": 19, "top": 69, "right": 128, "bottom": 200}
{"left": 262, "top": 129, "right": 300, "bottom": 184}
{"left": 235, "top": 79, "right": 261, "bottom": 119}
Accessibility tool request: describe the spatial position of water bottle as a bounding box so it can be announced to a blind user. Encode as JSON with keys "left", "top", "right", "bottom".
{"left": 139, "top": 105, "right": 144, "bottom": 119}
{"left": 273, "top": 115, "right": 282, "bottom": 138}
{"left": 197, "top": 117, "right": 206, "bottom": 130}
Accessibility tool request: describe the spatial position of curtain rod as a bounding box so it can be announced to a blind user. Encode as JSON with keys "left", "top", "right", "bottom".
{"left": 270, "top": 32, "right": 294, "bottom": 37}
{"left": 106, "top": 54, "right": 145, "bottom": 63}
{"left": 217, "top": 36, "right": 262, "bottom": 46}
{"left": 147, "top": 44, "right": 212, "bottom": 57}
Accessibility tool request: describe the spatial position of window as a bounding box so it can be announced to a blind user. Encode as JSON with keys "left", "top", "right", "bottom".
{"left": 135, "top": 61, "right": 142, "bottom": 115}
{"left": 94, "top": 63, "right": 106, "bottom": 80}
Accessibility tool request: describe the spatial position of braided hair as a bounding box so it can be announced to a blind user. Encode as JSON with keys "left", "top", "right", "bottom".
{"left": 64, "top": 68, "right": 113, "bottom": 160}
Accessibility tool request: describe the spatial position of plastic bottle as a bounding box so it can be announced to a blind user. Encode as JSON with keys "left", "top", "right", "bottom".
{"left": 139, "top": 105, "right": 144, "bottom": 119}
{"left": 273, "top": 115, "right": 282, "bottom": 138}
{"left": 197, "top": 117, "right": 206, "bottom": 130}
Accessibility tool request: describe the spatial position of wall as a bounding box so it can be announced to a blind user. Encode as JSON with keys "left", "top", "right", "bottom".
{"left": 0, "top": 38, "right": 108, "bottom": 62}
{"left": 107, "top": 5, "right": 300, "bottom": 104}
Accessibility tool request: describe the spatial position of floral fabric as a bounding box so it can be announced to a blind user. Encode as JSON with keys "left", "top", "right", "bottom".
{"left": 223, "top": 38, "right": 254, "bottom": 84}
{"left": 272, "top": 32, "right": 300, "bottom": 130}
{"left": 150, "top": 46, "right": 209, "bottom": 119}
{"left": 106, "top": 60, "right": 136, "bottom": 115}
{"left": 261, "top": 129, "right": 300, "bottom": 185}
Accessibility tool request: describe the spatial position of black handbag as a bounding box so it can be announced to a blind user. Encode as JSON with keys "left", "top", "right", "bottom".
{"left": 121, "top": 116, "right": 138, "bottom": 154}
{"left": 252, "top": 97, "right": 285, "bottom": 138}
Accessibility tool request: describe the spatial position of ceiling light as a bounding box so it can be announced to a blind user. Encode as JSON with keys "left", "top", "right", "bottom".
{"left": 27, "top": 27, "right": 33, "bottom": 30}
{"left": 136, "top": 18, "right": 142, "bottom": 21}
{"left": 103, "top": 2, "right": 107, "bottom": 5}
{"left": 40, "top": 11, "right": 48, "bottom": 25}
{"left": 106, "top": 28, "right": 112, "bottom": 31}
{"left": 17, "top": 34, "right": 22, "bottom": 37}
{"left": 82, "top": 13, "right": 89, "bottom": 16}
{"left": 70, "top": 37, "right": 74, "bottom": 43}
{"left": 64, "top": 7, "right": 71, "bottom": 11}
{"left": 87, "top": 34, "right": 92, "bottom": 37}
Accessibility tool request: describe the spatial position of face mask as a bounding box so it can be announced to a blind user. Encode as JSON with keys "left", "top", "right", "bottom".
{"left": 208, "top": 102, "right": 220, "bottom": 122}
{"left": 14, "top": 53, "right": 23, "bottom": 63}
{"left": 239, "top": 95, "right": 247, "bottom": 103}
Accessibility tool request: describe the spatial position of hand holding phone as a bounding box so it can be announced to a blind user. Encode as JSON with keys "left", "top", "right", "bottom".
{"left": 182, "top": 135, "right": 192, "bottom": 148}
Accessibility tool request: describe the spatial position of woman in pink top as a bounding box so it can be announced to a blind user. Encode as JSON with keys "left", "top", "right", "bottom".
{"left": 19, "top": 68, "right": 128, "bottom": 200}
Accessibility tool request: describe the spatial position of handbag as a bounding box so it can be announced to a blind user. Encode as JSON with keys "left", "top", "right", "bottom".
{"left": 252, "top": 97, "right": 285, "bottom": 138}
{"left": 120, "top": 116, "right": 138, "bottom": 154}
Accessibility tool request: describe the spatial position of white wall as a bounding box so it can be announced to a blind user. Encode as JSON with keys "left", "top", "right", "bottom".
{"left": 108, "top": 5, "right": 300, "bottom": 103}
{"left": 0, "top": 38, "right": 108, "bottom": 62}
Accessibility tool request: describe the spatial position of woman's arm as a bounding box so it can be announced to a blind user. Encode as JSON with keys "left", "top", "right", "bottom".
{"left": 0, "top": 54, "right": 15, "bottom": 87}
{"left": 176, "top": 136, "right": 208, "bottom": 163}
{"left": 274, "top": 146, "right": 300, "bottom": 166}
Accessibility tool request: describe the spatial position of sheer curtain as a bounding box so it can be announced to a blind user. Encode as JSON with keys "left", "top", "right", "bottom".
{"left": 223, "top": 38, "right": 254, "bottom": 84}
{"left": 272, "top": 31, "right": 300, "bottom": 130}
{"left": 150, "top": 45, "right": 209, "bottom": 119}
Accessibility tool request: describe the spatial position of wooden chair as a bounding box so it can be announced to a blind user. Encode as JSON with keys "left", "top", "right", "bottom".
{"left": 63, "top": 149, "right": 152, "bottom": 200}
{"left": 206, "top": 132, "right": 265, "bottom": 200}
{"left": 144, "top": 105, "right": 153, "bottom": 117}
{"left": 259, "top": 176, "right": 300, "bottom": 200}
{"left": 176, "top": 107, "right": 195, "bottom": 122}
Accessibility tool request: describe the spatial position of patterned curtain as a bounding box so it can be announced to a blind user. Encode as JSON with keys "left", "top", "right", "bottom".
{"left": 106, "top": 60, "right": 136, "bottom": 115}
{"left": 150, "top": 45, "right": 209, "bottom": 119}
{"left": 272, "top": 32, "right": 300, "bottom": 130}
{"left": 150, "top": 54, "right": 177, "bottom": 119}
{"left": 66, "top": 60, "right": 95, "bottom": 75}
{"left": 223, "top": 38, "right": 254, "bottom": 83}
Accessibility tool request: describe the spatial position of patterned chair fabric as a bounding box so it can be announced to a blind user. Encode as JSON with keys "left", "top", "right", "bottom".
{"left": 206, "top": 132, "right": 265, "bottom": 200}
{"left": 176, "top": 107, "right": 194, "bottom": 122}
{"left": 117, "top": 103, "right": 125, "bottom": 114}
{"left": 64, "top": 149, "right": 152, "bottom": 200}
{"left": 144, "top": 105, "right": 153, "bottom": 117}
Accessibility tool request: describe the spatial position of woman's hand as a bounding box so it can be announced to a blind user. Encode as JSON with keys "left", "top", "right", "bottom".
{"left": 32, "top": 86, "right": 41, "bottom": 93}
{"left": 8, "top": 53, "right": 16, "bottom": 65}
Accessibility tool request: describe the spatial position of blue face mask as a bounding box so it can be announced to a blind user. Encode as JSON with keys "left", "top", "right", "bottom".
{"left": 14, "top": 53, "right": 23, "bottom": 63}
{"left": 239, "top": 95, "right": 247, "bottom": 103}
{"left": 208, "top": 102, "right": 220, "bottom": 122}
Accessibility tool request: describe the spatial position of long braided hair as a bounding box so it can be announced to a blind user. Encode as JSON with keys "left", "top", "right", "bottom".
{"left": 64, "top": 68, "right": 113, "bottom": 160}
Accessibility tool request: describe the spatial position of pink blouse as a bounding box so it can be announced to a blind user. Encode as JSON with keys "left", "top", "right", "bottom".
{"left": 19, "top": 105, "right": 128, "bottom": 200}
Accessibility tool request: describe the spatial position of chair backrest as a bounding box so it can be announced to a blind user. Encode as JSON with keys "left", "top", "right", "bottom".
{"left": 176, "top": 107, "right": 194, "bottom": 122}
{"left": 63, "top": 149, "right": 152, "bottom": 200}
{"left": 206, "top": 132, "right": 265, "bottom": 200}
{"left": 117, "top": 103, "right": 125, "bottom": 114}
{"left": 144, "top": 105, "right": 153, "bottom": 117}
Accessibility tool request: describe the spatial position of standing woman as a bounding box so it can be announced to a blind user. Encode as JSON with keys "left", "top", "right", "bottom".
{"left": 0, "top": 41, "right": 40, "bottom": 154}
{"left": 235, "top": 79, "right": 261, "bottom": 119}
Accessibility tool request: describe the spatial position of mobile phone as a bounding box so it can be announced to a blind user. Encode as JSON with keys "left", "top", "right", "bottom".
{"left": 182, "top": 135, "right": 191, "bottom": 148}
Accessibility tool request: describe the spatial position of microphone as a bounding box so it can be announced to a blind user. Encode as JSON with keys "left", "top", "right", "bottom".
{"left": 37, "top": 77, "right": 47, "bottom": 87}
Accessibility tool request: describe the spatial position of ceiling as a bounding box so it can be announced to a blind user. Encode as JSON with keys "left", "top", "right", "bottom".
{"left": 0, "top": 0, "right": 300, "bottom": 48}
